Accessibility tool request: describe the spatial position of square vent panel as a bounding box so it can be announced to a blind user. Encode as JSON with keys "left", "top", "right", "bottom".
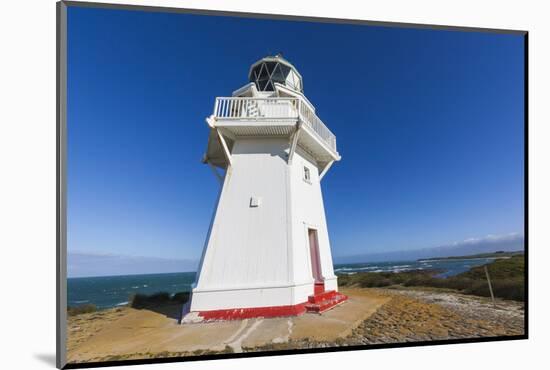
{"left": 250, "top": 196, "right": 262, "bottom": 207}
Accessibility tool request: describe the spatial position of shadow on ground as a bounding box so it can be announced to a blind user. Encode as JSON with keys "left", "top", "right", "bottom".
{"left": 34, "top": 353, "right": 56, "bottom": 367}
{"left": 132, "top": 303, "right": 184, "bottom": 321}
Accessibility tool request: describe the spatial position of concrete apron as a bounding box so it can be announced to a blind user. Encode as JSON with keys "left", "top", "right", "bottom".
{"left": 68, "top": 288, "right": 389, "bottom": 360}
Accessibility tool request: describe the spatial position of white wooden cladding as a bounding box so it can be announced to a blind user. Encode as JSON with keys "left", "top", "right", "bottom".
{"left": 214, "top": 97, "right": 337, "bottom": 152}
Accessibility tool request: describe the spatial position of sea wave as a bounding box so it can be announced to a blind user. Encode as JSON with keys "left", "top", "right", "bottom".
{"left": 336, "top": 264, "right": 416, "bottom": 274}
{"left": 392, "top": 268, "right": 414, "bottom": 272}
{"left": 335, "top": 266, "right": 379, "bottom": 272}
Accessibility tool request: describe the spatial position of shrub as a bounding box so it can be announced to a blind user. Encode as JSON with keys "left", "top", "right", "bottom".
{"left": 129, "top": 293, "right": 170, "bottom": 309}
{"left": 130, "top": 291, "right": 190, "bottom": 308}
{"left": 147, "top": 292, "right": 172, "bottom": 303}
{"left": 335, "top": 255, "right": 525, "bottom": 302}
{"left": 402, "top": 275, "right": 435, "bottom": 287}
{"left": 171, "top": 292, "right": 190, "bottom": 303}
{"left": 462, "top": 255, "right": 524, "bottom": 280}
{"left": 337, "top": 274, "right": 351, "bottom": 286}
{"left": 493, "top": 279, "right": 525, "bottom": 301}
{"left": 465, "top": 278, "right": 525, "bottom": 301}
{"left": 339, "top": 270, "right": 443, "bottom": 288}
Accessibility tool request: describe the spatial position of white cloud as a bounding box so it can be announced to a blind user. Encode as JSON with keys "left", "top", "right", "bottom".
{"left": 68, "top": 251, "right": 198, "bottom": 278}
{"left": 335, "top": 231, "right": 524, "bottom": 263}
{"left": 449, "top": 232, "right": 523, "bottom": 247}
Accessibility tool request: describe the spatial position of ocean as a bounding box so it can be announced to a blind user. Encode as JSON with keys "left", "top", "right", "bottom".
{"left": 67, "top": 272, "right": 196, "bottom": 310}
{"left": 68, "top": 258, "right": 497, "bottom": 309}
{"left": 333, "top": 257, "right": 497, "bottom": 277}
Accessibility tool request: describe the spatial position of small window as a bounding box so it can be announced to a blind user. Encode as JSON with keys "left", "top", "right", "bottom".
{"left": 303, "top": 166, "right": 311, "bottom": 183}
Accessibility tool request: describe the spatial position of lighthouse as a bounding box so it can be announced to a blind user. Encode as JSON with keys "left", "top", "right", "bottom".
{"left": 185, "top": 55, "right": 347, "bottom": 322}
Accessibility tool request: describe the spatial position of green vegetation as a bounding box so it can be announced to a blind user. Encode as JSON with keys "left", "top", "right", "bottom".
{"left": 338, "top": 255, "right": 525, "bottom": 301}
{"left": 67, "top": 303, "right": 97, "bottom": 316}
{"left": 419, "top": 250, "right": 524, "bottom": 261}
{"left": 461, "top": 255, "right": 524, "bottom": 280}
{"left": 338, "top": 269, "right": 440, "bottom": 288}
{"left": 67, "top": 292, "right": 191, "bottom": 316}
{"left": 171, "top": 292, "right": 191, "bottom": 303}
{"left": 129, "top": 291, "right": 190, "bottom": 309}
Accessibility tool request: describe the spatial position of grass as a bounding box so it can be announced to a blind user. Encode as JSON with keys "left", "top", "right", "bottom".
{"left": 67, "top": 303, "right": 97, "bottom": 316}
{"left": 338, "top": 255, "right": 525, "bottom": 301}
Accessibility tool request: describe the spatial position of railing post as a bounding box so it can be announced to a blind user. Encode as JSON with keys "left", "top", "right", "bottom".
{"left": 213, "top": 98, "right": 219, "bottom": 117}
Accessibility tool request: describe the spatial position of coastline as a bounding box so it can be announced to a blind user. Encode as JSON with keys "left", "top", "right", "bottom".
{"left": 68, "top": 256, "right": 508, "bottom": 310}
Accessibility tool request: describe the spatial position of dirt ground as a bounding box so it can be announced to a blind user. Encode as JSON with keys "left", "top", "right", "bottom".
{"left": 344, "top": 289, "right": 524, "bottom": 345}
{"left": 66, "top": 287, "right": 524, "bottom": 364}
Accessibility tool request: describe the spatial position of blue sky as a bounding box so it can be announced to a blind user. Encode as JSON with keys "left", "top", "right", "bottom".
{"left": 67, "top": 6, "right": 524, "bottom": 276}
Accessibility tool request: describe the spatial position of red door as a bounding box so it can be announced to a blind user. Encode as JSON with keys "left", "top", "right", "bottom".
{"left": 308, "top": 229, "right": 322, "bottom": 283}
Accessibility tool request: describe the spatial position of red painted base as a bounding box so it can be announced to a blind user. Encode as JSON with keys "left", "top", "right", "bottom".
{"left": 191, "top": 283, "right": 348, "bottom": 321}
{"left": 197, "top": 302, "right": 308, "bottom": 321}
{"left": 305, "top": 290, "right": 348, "bottom": 314}
{"left": 314, "top": 282, "right": 325, "bottom": 294}
{"left": 194, "top": 292, "right": 348, "bottom": 321}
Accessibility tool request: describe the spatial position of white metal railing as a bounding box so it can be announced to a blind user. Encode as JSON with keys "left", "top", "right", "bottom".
{"left": 213, "top": 97, "right": 337, "bottom": 152}
{"left": 296, "top": 99, "right": 337, "bottom": 152}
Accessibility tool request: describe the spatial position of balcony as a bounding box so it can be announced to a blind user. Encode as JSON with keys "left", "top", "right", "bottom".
{"left": 212, "top": 97, "right": 337, "bottom": 155}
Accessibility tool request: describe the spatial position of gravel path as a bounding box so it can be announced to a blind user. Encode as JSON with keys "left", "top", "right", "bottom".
{"left": 245, "top": 288, "right": 525, "bottom": 351}
{"left": 347, "top": 288, "right": 524, "bottom": 345}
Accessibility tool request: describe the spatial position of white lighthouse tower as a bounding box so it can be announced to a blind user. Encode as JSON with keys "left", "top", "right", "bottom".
{"left": 185, "top": 55, "right": 346, "bottom": 321}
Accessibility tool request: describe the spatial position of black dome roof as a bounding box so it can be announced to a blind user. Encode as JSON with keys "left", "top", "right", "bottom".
{"left": 248, "top": 54, "right": 303, "bottom": 93}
